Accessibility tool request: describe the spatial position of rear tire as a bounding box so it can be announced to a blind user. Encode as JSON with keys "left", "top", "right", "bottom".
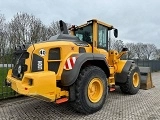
{"left": 71, "top": 66, "right": 107, "bottom": 114}
{"left": 120, "top": 64, "right": 140, "bottom": 95}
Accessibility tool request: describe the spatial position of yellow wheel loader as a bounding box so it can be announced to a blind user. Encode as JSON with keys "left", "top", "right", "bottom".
{"left": 6, "top": 19, "right": 141, "bottom": 114}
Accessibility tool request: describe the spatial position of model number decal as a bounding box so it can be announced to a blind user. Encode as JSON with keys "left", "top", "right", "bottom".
{"left": 74, "top": 43, "right": 89, "bottom": 47}
{"left": 38, "top": 61, "right": 42, "bottom": 70}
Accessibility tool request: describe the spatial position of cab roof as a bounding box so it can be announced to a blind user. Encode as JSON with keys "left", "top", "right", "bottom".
{"left": 78, "top": 19, "right": 113, "bottom": 30}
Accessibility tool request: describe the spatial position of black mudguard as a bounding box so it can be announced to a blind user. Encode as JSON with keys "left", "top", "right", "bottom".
{"left": 115, "top": 60, "right": 135, "bottom": 84}
{"left": 61, "top": 53, "right": 110, "bottom": 86}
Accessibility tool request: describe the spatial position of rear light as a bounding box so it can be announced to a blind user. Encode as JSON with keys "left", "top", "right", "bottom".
{"left": 25, "top": 87, "right": 28, "bottom": 90}
{"left": 64, "top": 57, "right": 76, "bottom": 70}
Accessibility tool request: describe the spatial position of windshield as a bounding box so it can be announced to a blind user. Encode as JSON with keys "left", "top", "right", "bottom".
{"left": 74, "top": 25, "right": 92, "bottom": 43}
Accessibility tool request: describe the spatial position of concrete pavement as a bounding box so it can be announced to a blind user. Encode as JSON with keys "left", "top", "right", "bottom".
{"left": 0, "top": 72, "right": 160, "bottom": 120}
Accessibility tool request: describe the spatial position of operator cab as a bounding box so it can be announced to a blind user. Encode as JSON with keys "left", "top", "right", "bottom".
{"left": 70, "top": 19, "right": 118, "bottom": 51}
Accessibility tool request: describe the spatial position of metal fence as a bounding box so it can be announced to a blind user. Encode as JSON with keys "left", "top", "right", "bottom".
{"left": 0, "top": 51, "right": 160, "bottom": 99}
{"left": 0, "top": 51, "right": 18, "bottom": 100}
{"left": 132, "top": 59, "right": 160, "bottom": 72}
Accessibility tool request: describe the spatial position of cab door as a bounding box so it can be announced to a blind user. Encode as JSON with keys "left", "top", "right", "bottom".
{"left": 92, "top": 21, "right": 109, "bottom": 56}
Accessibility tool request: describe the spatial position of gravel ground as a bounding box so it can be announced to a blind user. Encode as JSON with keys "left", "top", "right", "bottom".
{"left": 0, "top": 72, "right": 160, "bottom": 120}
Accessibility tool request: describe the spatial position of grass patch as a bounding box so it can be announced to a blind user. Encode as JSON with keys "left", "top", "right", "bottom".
{"left": 0, "top": 67, "right": 15, "bottom": 99}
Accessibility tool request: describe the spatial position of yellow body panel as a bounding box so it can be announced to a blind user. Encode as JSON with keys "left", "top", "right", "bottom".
{"left": 7, "top": 69, "right": 68, "bottom": 102}
{"left": 116, "top": 60, "right": 126, "bottom": 73}
{"left": 31, "top": 41, "right": 92, "bottom": 80}
{"left": 7, "top": 40, "right": 92, "bottom": 102}
{"left": 25, "top": 45, "right": 34, "bottom": 72}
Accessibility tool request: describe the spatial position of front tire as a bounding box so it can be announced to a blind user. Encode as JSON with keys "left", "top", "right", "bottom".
{"left": 71, "top": 66, "right": 107, "bottom": 114}
{"left": 120, "top": 64, "right": 140, "bottom": 95}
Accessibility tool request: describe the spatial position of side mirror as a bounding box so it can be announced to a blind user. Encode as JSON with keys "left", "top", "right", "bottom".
{"left": 114, "top": 29, "right": 118, "bottom": 38}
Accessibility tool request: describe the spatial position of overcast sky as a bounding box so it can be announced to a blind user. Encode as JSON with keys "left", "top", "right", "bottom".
{"left": 0, "top": 0, "right": 160, "bottom": 48}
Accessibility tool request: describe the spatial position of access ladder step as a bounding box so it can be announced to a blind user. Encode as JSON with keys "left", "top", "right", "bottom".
{"left": 109, "top": 85, "right": 116, "bottom": 92}
{"left": 110, "top": 87, "right": 116, "bottom": 92}
{"left": 56, "top": 98, "right": 68, "bottom": 104}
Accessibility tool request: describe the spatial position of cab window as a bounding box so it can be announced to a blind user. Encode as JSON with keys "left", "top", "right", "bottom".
{"left": 98, "top": 25, "right": 108, "bottom": 50}
{"left": 74, "top": 25, "right": 93, "bottom": 43}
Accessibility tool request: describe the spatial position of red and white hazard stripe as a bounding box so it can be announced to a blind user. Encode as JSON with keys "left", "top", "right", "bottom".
{"left": 64, "top": 57, "right": 76, "bottom": 70}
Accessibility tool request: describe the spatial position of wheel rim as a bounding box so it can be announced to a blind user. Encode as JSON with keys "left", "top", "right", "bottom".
{"left": 88, "top": 78, "right": 103, "bottom": 103}
{"left": 132, "top": 72, "right": 139, "bottom": 87}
